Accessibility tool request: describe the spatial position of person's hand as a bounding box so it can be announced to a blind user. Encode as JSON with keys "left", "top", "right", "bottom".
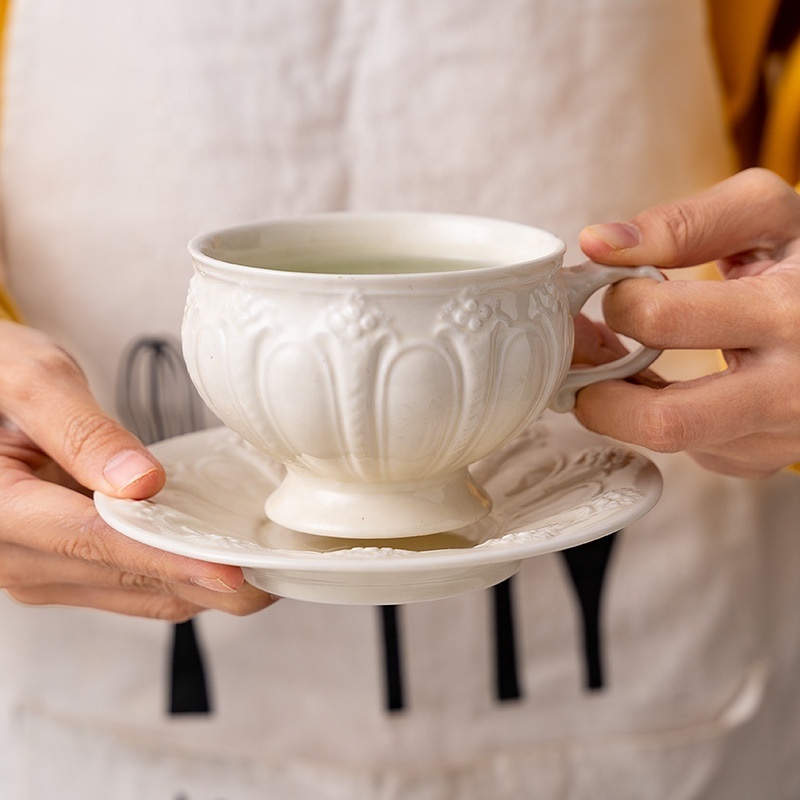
{"left": 0, "top": 320, "right": 277, "bottom": 618}
{"left": 573, "top": 168, "right": 800, "bottom": 478}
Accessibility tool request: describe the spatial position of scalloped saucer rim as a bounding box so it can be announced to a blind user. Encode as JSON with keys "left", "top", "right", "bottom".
{"left": 94, "top": 415, "right": 662, "bottom": 603}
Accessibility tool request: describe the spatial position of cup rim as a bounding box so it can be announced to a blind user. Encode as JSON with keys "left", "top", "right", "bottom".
{"left": 188, "top": 211, "right": 566, "bottom": 283}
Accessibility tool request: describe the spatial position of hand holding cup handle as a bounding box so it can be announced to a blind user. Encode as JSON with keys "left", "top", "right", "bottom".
{"left": 549, "top": 262, "right": 665, "bottom": 413}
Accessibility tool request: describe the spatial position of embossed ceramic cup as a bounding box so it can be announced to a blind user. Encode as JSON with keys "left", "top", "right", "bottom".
{"left": 183, "top": 212, "right": 662, "bottom": 538}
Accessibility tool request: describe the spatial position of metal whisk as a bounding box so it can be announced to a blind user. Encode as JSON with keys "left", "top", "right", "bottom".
{"left": 116, "top": 335, "right": 207, "bottom": 447}
{"left": 116, "top": 334, "right": 212, "bottom": 715}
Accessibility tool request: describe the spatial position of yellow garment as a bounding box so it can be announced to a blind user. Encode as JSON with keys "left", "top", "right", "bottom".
{"left": 0, "top": 0, "right": 10, "bottom": 116}
{"left": 761, "top": 38, "right": 800, "bottom": 181}
{"left": 707, "top": 0, "right": 781, "bottom": 141}
{"left": 708, "top": 0, "right": 800, "bottom": 183}
{"left": 0, "top": 283, "right": 19, "bottom": 322}
{"left": 0, "top": 0, "right": 15, "bottom": 323}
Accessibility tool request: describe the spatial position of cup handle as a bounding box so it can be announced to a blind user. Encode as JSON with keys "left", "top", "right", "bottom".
{"left": 549, "top": 260, "right": 665, "bottom": 413}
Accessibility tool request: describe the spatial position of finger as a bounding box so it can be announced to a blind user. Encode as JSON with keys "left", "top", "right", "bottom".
{"left": 687, "top": 432, "right": 800, "bottom": 478}
{"left": 572, "top": 314, "right": 668, "bottom": 388}
{"left": 573, "top": 368, "right": 770, "bottom": 455}
{"left": 579, "top": 169, "right": 800, "bottom": 269}
{"left": 601, "top": 272, "right": 794, "bottom": 350}
{"left": 9, "top": 582, "right": 276, "bottom": 619}
{"left": 0, "top": 321, "right": 165, "bottom": 498}
{"left": 2, "top": 472, "right": 246, "bottom": 592}
{"left": 6, "top": 584, "right": 205, "bottom": 622}
{"left": 0, "top": 541, "right": 277, "bottom": 615}
{"left": 0, "top": 541, "right": 173, "bottom": 591}
{"left": 572, "top": 313, "right": 629, "bottom": 366}
{"left": 173, "top": 580, "right": 278, "bottom": 615}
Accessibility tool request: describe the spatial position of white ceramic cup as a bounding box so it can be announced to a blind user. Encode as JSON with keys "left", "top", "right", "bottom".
{"left": 183, "top": 212, "right": 662, "bottom": 539}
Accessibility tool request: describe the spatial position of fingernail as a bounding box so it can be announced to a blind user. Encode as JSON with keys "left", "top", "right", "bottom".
{"left": 585, "top": 222, "right": 641, "bottom": 251}
{"left": 190, "top": 575, "right": 239, "bottom": 593}
{"left": 103, "top": 449, "right": 159, "bottom": 491}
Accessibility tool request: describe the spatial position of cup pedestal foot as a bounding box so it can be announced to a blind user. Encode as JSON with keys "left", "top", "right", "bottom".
{"left": 264, "top": 468, "right": 492, "bottom": 539}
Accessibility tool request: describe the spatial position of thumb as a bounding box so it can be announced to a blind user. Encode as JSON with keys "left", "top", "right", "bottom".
{"left": 579, "top": 168, "right": 800, "bottom": 269}
{"left": 0, "top": 323, "right": 165, "bottom": 498}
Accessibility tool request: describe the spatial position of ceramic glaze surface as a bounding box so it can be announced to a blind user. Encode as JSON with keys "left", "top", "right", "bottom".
{"left": 94, "top": 416, "right": 663, "bottom": 604}
{"left": 183, "top": 213, "right": 662, "bottom": 537}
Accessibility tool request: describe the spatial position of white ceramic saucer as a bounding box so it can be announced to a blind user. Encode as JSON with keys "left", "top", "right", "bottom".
{"left": 95, "top": 414, "right": 662, "bottom": 605}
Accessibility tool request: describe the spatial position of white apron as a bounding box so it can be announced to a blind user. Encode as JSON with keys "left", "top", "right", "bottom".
{"left": 3, "top": 1, "right": 800, "bottom": 798}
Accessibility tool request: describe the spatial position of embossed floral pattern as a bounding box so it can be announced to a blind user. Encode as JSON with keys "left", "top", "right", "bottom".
{"left": 440, "top": 291, "right": 493, "bottom": 332}
{"left": 572, "top": 445, "right": 634, "bottom": 474}
{"left": 330, "top": 546, "right": 417, "bottom": 558}
{"left": 532, "top": 279, "right": 563, "bottom": 314}
{"left": 326, "top": 292, "right": 385, "bottom": 341}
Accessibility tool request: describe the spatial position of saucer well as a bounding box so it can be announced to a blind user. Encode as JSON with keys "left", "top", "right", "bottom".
{"left": 94, "top": 414, "right": 662, "bottom": 604}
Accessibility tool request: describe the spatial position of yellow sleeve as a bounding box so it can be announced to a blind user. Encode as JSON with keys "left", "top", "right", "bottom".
{"left": 707, "top": 0, "right": 781, "bottom": 136}
{"left": 0, "top": 0, "right": 20, "bottom": 323}
{"left": 0, "top": 283, "right": 20, "bottom": 322}
{"left": 760, "top": 38, "right": 800, "bottom": 182}
{"left": 707, "top": 0, "right": 800, "bottom": 183}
